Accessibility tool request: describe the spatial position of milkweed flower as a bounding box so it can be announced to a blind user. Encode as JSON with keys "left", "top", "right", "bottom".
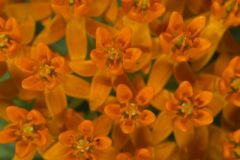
{"left": 159, "top": 11, "right": 211, "bottom": 62}
{"left": 223, "top": 129, "right": 240, "bottom": 160}
{"left": 104, "top": 84, "right": 155, "bottom": 134}
{"left": 219, "top": 56, "right": 240, "bottom": 107}
{"left": 58, "top": 120, "right": 112, "bottom": 160}
{"left": 91, "top": 27, "right": 142, "bottom": 76}
{"left": 122, "top": 0, "right": 165, "bottom": 23}
{"left": 0, "top": 106, "right": 49, "bottom": 159}
{"left": 165, "top": 81, "right": 213, "bottom": 132}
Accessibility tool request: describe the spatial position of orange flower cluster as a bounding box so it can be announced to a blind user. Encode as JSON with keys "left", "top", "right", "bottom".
{"left": 0, "top": 0, "right": 239, "bottom": 160}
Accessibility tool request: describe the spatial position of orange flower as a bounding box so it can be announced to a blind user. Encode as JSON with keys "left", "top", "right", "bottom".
{"left": 122, "top": 0, "right": 165, "bottom": 23}
{"left": 219, "top": 56, "right": 240, "bottom": 107}
{"left": 116, "top": 148, "right": 152, "bottom": 160}
{"left": 51, "top": 0, "right": 92, "bottom": 20}
{"left": 212, "top": 0, "right": 240, "bottom": 26}
{"left": 165, "top": 81, "right": 213, "bottom": 132}
{"left": 0, "top": 106, "right": 49, "bottom": 159}
{"left": 104, "top": 84, "right": 155, "bottom": 134}
{"left": 159, "top": 11, "right": 211, "bottom": 62}
{"left": 15, "top": 43, "right": 68, "bottom": 91}
{"left": 91, "top": 27, "right": 142, "bottom": 76}
{"left": 223, "top": 129, "right": 240, "bottom": 160}
{"left": 0, "top": 17, "right": 21, "bottom": 62}
{"left": 58, "top": 120, "right": 112, "bottom": 160}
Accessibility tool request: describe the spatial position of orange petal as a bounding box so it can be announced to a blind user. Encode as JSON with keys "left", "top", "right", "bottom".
{"left": 173, "top": 62, "right": 197, "bottom": 84}
{"left": 96, "top": 27, "right": 112, "bottom": 49}
{"left": 66, "top": 19, "right": 87, "bottom": 60}
{"left": 89, "top": 73, "right": 112, "bottom": 111}
{"left": 19, "top": 17, "right": 35, "bottom": 44}
{"left": 0, "top": 127, "right": 18, "bottom": 143}
{"left": 175, "top": 81, "right": 193, "bottom": 100}
{"left": 115, "top": 27, "right": 132, "bottom": 49}
{"left": 159, "top": 33, "right": 173, "bottom": 52}
{"left": 6, "top": 106, "right": 28, "bottom": 122}
{"left": 136, "top": 148, "right": 152, "bottom": 160}
{"left": 194, "top": 91, "right": 213, "bottom": 108}
{"left": 36, "top": 128, "right": 48, "bottom": 147}
{"left": 79, "top": 120, "right": 94, "bottom": 137}
{"left": 15, "top": 58, "right": 35, "bottom": 75}
{"left": 193, "top": 109, "right": 213, "bottom": 126}
{"left": 90, "top": 49, "right": 106, "bottom": 69}
{"left": 123, "top": 48, "right": 142, "bottom": 70}
{"left": 44, "top": 85, "right": 67, "bottom": 117}
{"left": 167, "top": 11, "right": 184, "bottom": 34}
{"left": 154, "top": 142, "right": 177, "bottom": 160}
{"left": 43, "top": 142, "right": 66, "bottom": 160}
{"left": 152, "top": 111, "right": 173, "bottom": 144}
{"left": 93, "top": 136, "right": 112, "bottom": 150}
{"left": 93, "top": 115, "right": 113, "bottom": 136}
{"left": 187, "top": 16, "right": 206, "bottom": 37}
{"left": 27, "top": 110, "right": 46, "bottom": 125}
{"left": 61, "top": 74, "right": 90, "bottom": 99}
{"left": 87, "top": 0, "right": 110, "bottom": 17}
{"left": 120, "top": 119, "right": 135, "bottom": 134}
{"left": 138, "top": 110, "right": 156, "bottom": 126}
{"left": 104, "top": 103, "right": 121, "bottom": 120}
{"left": 15, "top": 141, "right": 36, "bottom": 159}
{"left": 135, "top": 86, "right": 154, "bottom": 106}
{"left": 69, "top": 60, "right": 97, "bottom": 77}
{"left": 147, "top": 55, "right": 173, "bottom": 95}
{"left": 22, "top": 75, "right": 45, "bottom": 91}
{"left": 58, "top": 130, "right": 76, "bottom": 147}
{"left": 116, "top": 84, "right": 133, "bottom": 103}
{"left": 116, "top": 153, "right": 132, "bottom": 160}
{"left": 174, "top": 117, "right": 192, "bottom": 132}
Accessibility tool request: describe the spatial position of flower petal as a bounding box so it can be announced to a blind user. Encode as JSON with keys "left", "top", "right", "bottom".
{"left": 22, "top": 75, "right": 45, "bottom": 91}
{"left": 115, "top": 27, "right": 132, "bottom": 49}
{"left": 6, "top": 106, "right": 28, "bottom": 122}
{"left": 136, "top": 86, "right": 154, "bottom": 106}
{"left": 123, "top": 48, "right": 142, "bottom": 70}
{"left": 116, "top": 84, "right": 133, "bottom": 103}
{"left": 96, "top": 27, "right": 112, "bottom": 49}
{"left": 93, "top": 115, "right": 113, "bottom": 136}
{"left": 174, "top": 117, "right": 192, "bottom": 132}
{"left": 139, "top": 110, "right": 156, "bottom": 126}
{"left": 15, "top": 141, "right": 36, "bottom": 159}
{"left": 69, "top": 60, "right": 97, "bottom": 77}
{"left": 136, "top": 148, "right": 152, "bottom": 160}
{"left": 104, "top": 103, "right": 121, "bottom": 120}
{"left": 79, "top": 120, "right": 94, "bottom": 137}
{"left": 27, "top": 110, "right": 46, "bottom": 125}
{"left": 15, "top": 58, "right": 35, "bottom": 75}
{"left": 0, "top": 127, "right": 18, "bottom": 143}
{"left": 66, "top": 19, "right": 87, "bottom": 60}
{"left": 36, "top": 128, "right": 49, "bottom": 147}
{"left": 194, "top": 91, "right": 213, "bottom": 108}
{"left": 120, "top": 119, "right": 135, "bottom": 134}
{"left": 167, "top": 11, "right": 184, "bottom": 35}
{"left": 175, "top": 81, "right": 193, "bottom": 100}
{"left": 58, "top": 130, "right": 76, "bottom": 147}
{"left": 187, "top": 16, "right": 206, "bottom": 37}
{"left": 193, "top": 109, "right": 213, "bottom": 126}
{"left": 93, "top": 136, "right": 112, "bottom": 150}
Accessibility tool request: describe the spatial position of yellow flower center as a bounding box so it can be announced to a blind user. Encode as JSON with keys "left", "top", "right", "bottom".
{"left": 23, "top": 124, "right": 35, "bottom": 134}
{"left": 105, "top": 47, "right": 123, "bottom": 67}
{"left": 177, "top": 102, "right": 193, "bottom": 117}
{"left": 0, "top": 34, "right": 10, "bottom": 49}
{"left": 234, "top": 144, "right": 240, "bottom": 158}
{"left": 39, "top": 64, "right": 55, "bottom": 80}
{"left": 75, "top": 139, "right": 91, "bottom": 152}
{"left": 231, "top": 78, "right": 240, "bottom": 92}
{"left": 122, "top": 102, "right": 140, "bottom": 120}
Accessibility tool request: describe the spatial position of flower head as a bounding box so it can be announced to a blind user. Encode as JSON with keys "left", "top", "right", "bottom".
{"left": 219, "top": 56, "right": 240, "bottom": 107}
{"left": 58, "top": 120, "right": 112, "bottom": 160}
{"left": 104, "top": 84, "right": 155, "bottom": 134}
{"left": 166, "top": 81, "right": 213, "bottom": 131}
{"left": 223, "top": 129, "right": 240, "bottom": 160}
{"left": 91, "top": 27, "right": 142, "bottom": 75}
{"left": 0, "top": 106, "right": 49, "bottom": 158}
{"left": 122, "top": 0, "right": 165, "bottom": 23}
{"left": 159, "top": 11, "right": 211, "bottom": 62}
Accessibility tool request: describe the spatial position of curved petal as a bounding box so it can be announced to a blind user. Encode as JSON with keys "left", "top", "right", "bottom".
{"left": 116, "top": 153, "right": 132, "bottom": 160}
{"left": 36, "top": 128, "right": 48, "bottom": 147}
{"left": 136, "top": 86, "right": 154, "bottom": 106}
{"left": 69, "top": 60, "right": 97, "bottom": 77}
{"left": 96, "top": 27, "right": 112, "bottom": 49}
{"left": 61, "top": 74, "right": 90, "bottom": 99}
{"left": 90, "top": 49, "right": 106, "bottom": 69}
{"left": 187, "top": 16, "right": 206, "bottom": 37}
{"left": 159, "top": 33, "right": 173, "bottom": 52}
{"left": 175, "top": 81, "right": 193, "bottom": 100}
{"left": 167, "top": 11, "right": 184, "bottom": 35}
{"left": 87, "top": 0, "right": 110, "bottom": 17}
{"left": 120, "top": 119, "right": 135, "bottom": 134}
{"left": 15, "top": 141, "right": 36, "bottom": 159}
{"left": 27, "top": 110, "right": 46, "bottom": 125}
{"left": 115, "top": 27, "right": 132, "bottom": 49}
{"left": 0, "top": 127, "right": 18, "bottom": 143}
{"left": 123, "top": 48, "right": 142, "bottom": 70}
{"left": 58, "top": 130, "right": 76, "bottom": 147}
{"left": 174, "top": 117, "right": 192, "bottom": 132}
{"left": 116, "top": 84, "right": 133, "bottom": 103}
{"left": 22, "top": 75, "right": 45, "bottom": 91}
{"left": 43, "top": 142, "right": 66, "bottom": 160}
{"left": 79, "top": 120, "right": 94, "bottom": 137}
{"left": 6, "top": 106, "right": 28, "bottom": 122}
{"left": 89, "top": 73, "right": 112, "bottom": 111}
{"left": 136, "top": 148, "right": 152, "bottom": 160}
{"left": 138, "top": 110, "right": 156, "bottom": 126}
{"left": 104, "top": 103, "right": 121, "bottom": 120}
{"left": 15, "top": 58, "right": 35, "bottom": 75}
{"left": 93, "top": 115, "right": 113, "bottom": 136}
{"left": 193, "top": 109, "right": 213, "bottom": 126}
{"left": 44, "top": 85, "right": 67, "bottom": 117}
{"left": 66, "top": 19, "right": 87, "bottom": 60}
{"left": 194, "top": 91, "right": 213, "bottom": 108}
{"left": 93, "top": 136, "right": 112, "bottom": 150}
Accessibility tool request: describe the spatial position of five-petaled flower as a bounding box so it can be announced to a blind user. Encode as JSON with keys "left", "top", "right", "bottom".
{"left": 219, "top": 56, "right": 240, "bottom": 107}
{"left": 165, "top": 81, "right": 213, "bottom": 132}
{"left": 58, "top": 120, "right": 112, "bottom": 160}
{"left": 104, "top": 84, "right": 155, "bottom": 134}
{"left": 0, "top": 106, "right": 49, "bottom": 159}
{"left": 223, "top": 129, "right": 240, "bottom": 160}
{"left": 91, "top": 27, "right": 142, "bottom": 76}
{"left": 122, "top": 0, "right": 165, "bottom": 23}
{"left": 0, "top": 17, "right": 21, "bottom": 62}
{"left": 159, "top": 11, "right": 211, "bottom": 62}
